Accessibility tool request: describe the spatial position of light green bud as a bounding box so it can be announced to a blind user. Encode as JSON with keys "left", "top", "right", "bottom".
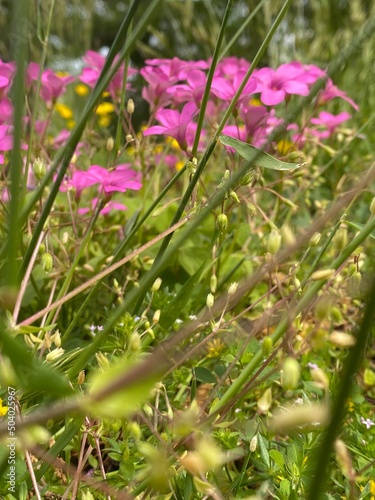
{"left": 151, "top": 277, "right": 162, "bottom": 292}
{"left": 370, "top": 197, "right": 375, "bottom": 215}
{"left": 309, "top": 232, "right": 321, "bottom": 247}
{"left": 206, "top": 293, "right": 214, "bottom": 308}
{"left": 216, "top": 213, "right": 228, "bottom": 233}
{"left": 42, "top": 252, "right": 53, "bottom": 272}
{"left": 229, "top": 190, "right": 240, "bottom": 203}
{"left": 33, "top": 158, "right": 46, "bottom": 181}
{"left": 267, "top": 229, "right": 281, "bottom": 255}
{"left": 281, "top": 358, "right": 300, "bottom": 391}
{"left": 210, "top": 274, "right": 217, "bottom": 293}
{"left": 262, "top": 336, "right": 273, "bottom": 356}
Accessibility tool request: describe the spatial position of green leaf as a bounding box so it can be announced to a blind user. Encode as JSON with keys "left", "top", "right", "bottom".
{"left": 194, "top": 366, "right": 217, "bottom": 384}
{"left": 269, "top": 449, "right": 285, "bottom": 470}
{"left": 257, "top": 433, "right": 270, "bottom": 469}
{"left": 17, "top": 324, "right": 57, "bottom": 335}
{"left": 219, "top": 135, "right": 305, "bottom": 171}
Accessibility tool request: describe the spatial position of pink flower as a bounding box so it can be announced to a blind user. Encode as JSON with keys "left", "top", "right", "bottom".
{"left": 41, "top": 70, "right": 75, "bottom": 103}
{"left": 0, "top": 60, "right": 16, "bottom": 97}
{"left": 0, "top": 98, "right": 13, "bottom": 124}
{"left": 310, "top": 111, "right": 351, "bottom": 139}
{"left": 86, "top": 164, "right": 142, "bottom": 193}
{"left": 255, "top": 63, "right": 310, "bottom": 106}
{"left": 78, "top": 197, "right": 128, "bottom": 215}
{"left": 211, "top": 72, "right": 257, "bottom": 103}
{"left": 0, "top": 124, "right": 27, "bottom": 156}
{"left": 143, "top": 101, "right": 198, "bottom": 152}
{"left": 318, "top": 79, "right": 359, "bottom": 111}
{"left": 167, "top": 69, "right": 207, "bottom": 106}
{"left": 215, "top": 57, "right": 251, "bottom": 78}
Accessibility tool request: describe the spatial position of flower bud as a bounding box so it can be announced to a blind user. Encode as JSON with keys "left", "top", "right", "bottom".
{"left": 106, "top": 137, "right": 114, "bottom": 152}
{"left": 78, "top": 370, "right": 85, "bottom": 385}
{"left": 267, "top": 229, "right": 281, "bottom": 255}
{"left": 228, "top": 282, "right": 238, "bottom": 296}
{"left": 333, "top": 228, "right": 348, "bottom": 253}
{"left": 216, "top": 213, "right": 228, "bottom": 233}
{"left": 42, "top": 252, "right": 53, "bottom": 272}
{"left": 310, "top": 269, "right": 335, "bottom": 281}
{"left": 329, "top": 331, "right": 356, "bottom": 348}
{"left": 210, "top": 274, "right": 217, "bottom": 293}
{"left": 262, "top": 336, "right": 273, "bottom": 356}
{"left": 151, "top": 277, "right": 162, "bottom": 292}
{"left": 223, "top": 169, "right": 230, "bottom": 180}
{"left": 33, "top": 158, "right": 46, "bottom": 181}
{"left": 250, "top": 434, "right": 258, "bottom": 452}
{"left": 206, "top": 293, "right": 214, "bottom": 308}
{"left": 152, "top": 309, "right": 161, "bottom": 323}
{"left": 281, "top": 358, "right": 300, "bottom": 391}
{"left": 281, "top": 224, "right": 296, "bottom": 247}
{"left": 241, "top": 169, "right": 256, "bottom": 186}
{"left": 127, "top": 98, "right": 135, "bottom": 115}
{"left": 257, "top": 387, "right": 272, "bottom": 413}
{"left": 229, "top": 190, "right": 240, "bottom": 203}
{"left": 126, "top": 133, "right": 134, "bottom": 143}
{"left": 334, "top": 439, "right": 354, "bottom": 479}
{"left": 370, "top": 197, "right": 375, "bottom": 215}
{"left": 129, "top": 332, "right": 141, "bottom": 352}
{"left": 95, "top": 351, "right": 110, "bottom": 371}
{"left": 310, "top": 366, "right": 329, "bottom": 390}
{"left": 51, "top": 329, "right": 61, "bottom": 348}
{"left": 309, "top": 232, "right": 321, "bottom": 247}
{"left": 46, "top": 348, "right": 65, "bottom": 363}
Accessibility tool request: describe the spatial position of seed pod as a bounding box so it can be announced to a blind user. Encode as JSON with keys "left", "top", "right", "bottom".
{"left": 267, "top": 229, "right": 281, "bottom": 255}
{"left": 127, "top": 98, "right": 135, "bottom": 114}
{"left": 206, "top": 293, "right": 214, "bottom": 308}
{"left": 106, "top": 137, "right": 114, "bottom": 152}
{"left": 216, "top": 213, "right": 228, "bottom": 233}
{"left": 281, "top": 358, "right": 300, "bottom": 391}
{"left": 309, "top": 232, "right": 321, "bottom": 247}
{"left": 262, "top": 336, "right": 273, "bottom": 356}
{"left": 228, "top": 282, "right": 238, "bottom": 296}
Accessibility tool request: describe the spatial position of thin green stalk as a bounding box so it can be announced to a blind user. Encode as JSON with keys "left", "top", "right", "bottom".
{"left": 191, "top": 0, "right": 235, "bottom": 157}
{"left": 131, "top": 0, "right": 293, "bottom": 314}
{"left": 5, "top": 0, "right": 28, "bottom": 289}
{"left": 61, "top": 164, "right": 187, "bottom": 342}
{"left": 219, "top": 0, "right": 267, "bottom": 58}
{"left": 23, "top": 0, "right": 56, "bottom": 196}
{"left": 19, "top": 0, "right": 160, "bottom": 278}
{"left": 307, "top": 273, "right": 375, "bottom": 499}
{"left": 210, "top": 213, "right": 375, "bottom": 414}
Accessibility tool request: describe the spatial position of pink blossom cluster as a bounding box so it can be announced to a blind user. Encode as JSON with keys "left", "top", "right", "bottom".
{"left": 140, "top": 57, "right": 358, "bottom": 154}
{"left": 0, "top": 52, "right": 359, "bottom": 215}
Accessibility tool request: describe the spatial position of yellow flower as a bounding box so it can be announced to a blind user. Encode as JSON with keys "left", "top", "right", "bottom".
{"left": 55, "top": 103, "right": 73, "bottom": 120}
{"left": 175, "top": 160, "right": 185, "bottom": 171}
{"left": 370, "top": 479, "right": 375, "bottom": 496}
{"left": 95, "top": 102, "right": 115, "bottom": 116}
{"left": 75, "top": 84, "right": 89, "bottom": 96}
{"left": 67, "top": 120, "right": 75, "bottom": 130}
{"left": 0, "top": 398, "right": 8, "bottom": 416}
{"left": 207, "top": 338, "right": 226, "bottom": 358}
{"left": 249, "top": 97, "right": 262, "bottom": 107}
{"left": 276, "top": 139, "right": 294, "bottom": 156}
{"left": 98, "top": 115, "right": 111, "bottom": 127}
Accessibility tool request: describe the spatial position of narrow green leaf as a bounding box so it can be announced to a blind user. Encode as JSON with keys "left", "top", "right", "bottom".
{"left": 219, "top": 135, "right": 305, "bottom": 171}
{"left": 347, "top": 220, "right": 375, "bottom": 239}
{"left": 194, "top": 366, "right": 217, "bottom": 384}
{"left": 257, "top": 433, "right": 270, "bottom": 469}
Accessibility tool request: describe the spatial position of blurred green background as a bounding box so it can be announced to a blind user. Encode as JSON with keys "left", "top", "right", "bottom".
{"left": 0, "top": 0, "right": 373, "bottom": 112}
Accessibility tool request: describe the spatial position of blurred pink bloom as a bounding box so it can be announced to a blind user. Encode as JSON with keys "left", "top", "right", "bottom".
{"left": 86, "top": 164, "right": 142, "bottom": 193}
{"left": 0, "top": 98, "right": 13, "bottom": 124}
{"left": 288, "top": 61, "right": 326, "bottom": 85}
{"left": 78, "top": 197, "right": 128, "bottom": 215}
{"left": 80, "top": 50, "right": 137, "bottom": 98}
{"left": 41, "top": 70, "right": 75, "bottom": 103}
{"left": 0, "top": 60, "right": 15, "bottom": 97}
{"left": 167, "top": 69, "right": 207, "bottom": 106}
{"left": 143, "top": 101, "right": 198, "bottom": 152}
{"left": 215, "top": 57, "right": 250, "bottom": 78}
{"left": 211, "top": 72, "right": 257, "bottom": 102}
{"left": 255, "top": 64, "right": 310, "bottom": 105}
{"left": 318, "top": 79, "right": 359, "bottom": 111}
{"left": 310, "top": 111, "right": 351, "bottom": 139}
{"left": 0, "top": 124, "right": 27, "bottom": 153}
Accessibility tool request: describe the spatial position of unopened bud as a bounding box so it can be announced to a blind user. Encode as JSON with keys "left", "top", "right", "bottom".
{"left": 216, "top": 213, "right": 228, "bottom": 233}
{"left": 151, "top": 277, "right": 162, "bottom": 292}
{"left": 228, "top": 282, "right": 238, "bottom": 296}
{"left": 46, "top": 348, "right": 64, "bottom": 363}
{"left": 267, "top": 229, "right": 281, "bottom": 255}
{"left": 250, "top": 434, "right": 258, "bottom": 452}
{"left": 310, "top": 366, "right": 329, "bottom": 390}
{"left": 241, "top": 169, "right": 256, "bottom": 186}
{"left": 126, "top": 133, "right": 133, "bottom": 143}
{"left": 129, "top": 332, "right": 141, "bottom": 352}
{"left": 229, "top": 190, "right": 240, "bottom": 203}
{"left": 95, "top": 351, "right": 110, "bottom": 371}
{"left": 78, "top": 370, "right": 85, "bottom": 384}
{"left": 333, "top": 228, "right": 348, "bottom": 253}
{"left": 33, "top": 158, "right": 46, "bottom": 181}
{"left": 42, "top": 252, "right": 53, "bottom": 272}
{"left": 311, "top": 269, "right": 335, "bottom": 281}
{"left": 309, "top": 232, "right": 321, "bottom": 247}
{"left": 106, "top": 137, "right": 114, "bottom": 152}
{"left": 223, "top": 169, "right": 230, "bottom": 180}
{"left": 281, "top": 358, "right": 300, "bottom": 391}
{"left": 153, "top": 309, "right": 161, "bottom": 323}
{"left": 210, "top": 274, "right": 217, "bottom": 293}
{"left": 206, "top": 293, "right": 214, "bottom": 308}
{"left": 334, "top": 439, "right": 354, "bottom": 479}
{"left": 127, "top": 98, "right": 135, "bottom": 115}
{"left": 370, "top": 197, "right": 375, "bottom": 215}
{"left": 281, "top": 224, "right": 296, "bottom": 247}
{"left": 262, "top": 336, "right": 273, "bottom": 356}
{"left": 51, "top": 329, "right": 61, "bottom": 348}
{"left": 257, "top": 387, "right": 272, "bottom": 413}
{"left": 329, "top": 331, "right": 356, "bottom": 348}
